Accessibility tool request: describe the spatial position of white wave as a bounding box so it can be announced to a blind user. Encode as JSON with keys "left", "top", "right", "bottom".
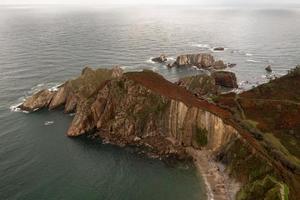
{"left": 69, "top": 113, "right": 76, "bottom": 116}
{"left": 10, "top": 103, "right": 24, "bottom": 113}
{"left": 167, "top": 57, "right": 176, "bottom": 61}
{"left": 191, "top": 66, "right": 201, "bottom": 71}
{"left": 44, "top": 121, "right": 54, "bottom": 126}
{"left": 151, "top": 66, "right": 159, "bottom": 72}
{"left": 193, "top": 44, "right": 211, "bottom": 49}
{"left": 48, "top": 83, "right": 62, "bottom": 92}
{"left": 146, "top": 57, "right": 155, "bottom": 64}
{"left": 245, "top": 53, "right": 253, "bottom": 56}
{"left": 246, "top": 59, "right": 261, "bottom": 63}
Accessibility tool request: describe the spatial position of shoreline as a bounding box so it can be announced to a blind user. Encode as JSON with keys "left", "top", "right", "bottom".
{"left": 186, "top": 148, "right": 240, "bottom": 200}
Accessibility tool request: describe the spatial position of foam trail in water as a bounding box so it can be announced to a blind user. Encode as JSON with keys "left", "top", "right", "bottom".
{"left": 146, "top": 57, "right": 155, "bottom": 64}
{"left": 44, "top": 121, "right": 54, "bottom": 126}
{"left": 246, "top": 59, "right": 261, "bottom": 63}
{"left": 192, "top": 44, "right": 211, "bottom": 50}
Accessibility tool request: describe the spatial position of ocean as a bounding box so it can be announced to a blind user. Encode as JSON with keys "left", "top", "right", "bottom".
{"left": 1, "top": 5, "right": 300, "bottom": 200}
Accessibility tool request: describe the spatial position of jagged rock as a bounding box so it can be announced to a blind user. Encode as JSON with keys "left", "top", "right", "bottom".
{"left": 19, "top": 67, "right": 123, "bottom": 113}
{"left": 19, "top": 89, "right": 55, "bottom": 111}
{"left": 171, "top": 53, "right": 215, "bottom": 69}
{"left": 227, "top": 63, "right": 237, "bottom": 68}
{"left": 211, "top": 71, "right": 238, "bottom": 88}
{"left": 151, "top": 54, "right": 167, "bottom": 63}
{"left": 177, "top": 74, "right": 218, "bottom": 97}
{"left": 265, "top": 65, "right": 272, "bottom": 73}
{"left": 213, "top": 47, "right": 225, "bottom": 51}
{"left": 213, "top": 60, "right": 227, "bottom": 70}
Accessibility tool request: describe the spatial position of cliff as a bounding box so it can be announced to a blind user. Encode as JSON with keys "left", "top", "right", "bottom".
{"left": 19, "top": 66, "right": 300, "bottom": 200}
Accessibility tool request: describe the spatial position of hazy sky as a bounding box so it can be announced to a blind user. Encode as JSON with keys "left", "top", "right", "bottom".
{"left": 0, "top": 0, "right": 299, "bottom": 5}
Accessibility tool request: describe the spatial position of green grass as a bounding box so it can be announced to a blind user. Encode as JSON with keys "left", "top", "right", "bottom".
{"left": 264, "top": 133, "right": 300, "bottom": 167}
{"left": 195, "top": 127, "right": 208, "bottom": 146}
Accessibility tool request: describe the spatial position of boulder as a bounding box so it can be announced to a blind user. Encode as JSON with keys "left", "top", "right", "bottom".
{"left": 265, "top": 65, "right": 272, "bottom": 73}
{"left": 227, "top": 63, "right": 237, "bottom": 68}
{"left": 151, "top": 54, "right": 167, "bottom": 63}
{"left": 213, "top": 60, "right": 227, "bottom": 70}
{"left": 211, "top": 71, "right": 238, "bottom": 88}
{"left": 213, "top": 47, "right": 225, "bottom": 51}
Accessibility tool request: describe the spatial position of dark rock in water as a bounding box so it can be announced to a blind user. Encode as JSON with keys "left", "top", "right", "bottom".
{"left": 265, "top": 65, "right": 272, "bottom": 73}
{"left": 213, "top": 47, "right": 225, "bottom": 51}
{"left": 227, "top": 63, "right": 237, "bottom": 68}
{"left": 151, "top": 54, "right": 167, "bottom": 63}
{"left": 213, "top": 60, "right": 227, "bottom": 70}
{"left": 167, "top": 63, "right": 173, "bottom": 68}
{"left": 211, "top": 71, "right": 238, "bottom": 88}
{"left": 170, "top": 53, "right": 215, "bottom": 69}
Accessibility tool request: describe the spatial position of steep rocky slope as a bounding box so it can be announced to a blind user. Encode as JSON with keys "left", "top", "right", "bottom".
{"left": 19, "top": 66, "right": 299, "bottom": 200}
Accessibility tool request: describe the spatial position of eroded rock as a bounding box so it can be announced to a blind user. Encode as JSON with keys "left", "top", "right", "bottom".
{"left": 211, "top": 71, "right": 238, "bottom": 88}
{"left": 152, "top": 54, "right": 167, "bottom": 63}
{"left": 19, "top": 89, "right": 55, "bottom": 112}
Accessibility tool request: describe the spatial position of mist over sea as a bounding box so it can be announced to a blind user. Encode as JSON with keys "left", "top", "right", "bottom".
{"left": 0, "top": 5, "right": 299, "bottom": 199}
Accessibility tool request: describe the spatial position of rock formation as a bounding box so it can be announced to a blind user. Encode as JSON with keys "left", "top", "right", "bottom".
{"left": 19, "top": 66, "right": 123, "bottom": 113}
{"left": 168, "top": 53, "right": 229, "bottom": 71}
{"left": 213, "top": 47, "right": 225, "bottom": 51}
{"left": 19, "top": 65, "right": 300, "bottom": 200}
{"left": 211, "top": 71, "right": 238, "bottom": 88}
{"left": 213, "top": 60, "right": 227, "bottom": 70}
{"left": 265, "top": 65, "right": 272, "bottom": 73}
{"left": 169, "top": 53, "right": 215, "bottom": 69}
{"left": 151, "top": 54, "right": 167, "bottom": 63}
{"left": 176, "top": 74, "right": 218, "bottom": 97}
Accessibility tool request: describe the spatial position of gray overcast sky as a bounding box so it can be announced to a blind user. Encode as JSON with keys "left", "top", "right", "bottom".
{"left": 0, "top": 0, "right": 299, "bottom": 5}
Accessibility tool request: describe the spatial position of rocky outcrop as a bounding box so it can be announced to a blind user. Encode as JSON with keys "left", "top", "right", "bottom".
{"left": 211, "top": 71, "right": 238, "bottom": 88}
{"left": 265, "top": 65, "right": 272, "bottom": 73}
{"left": 213, "top": 47, "right": 225, "bottom": 51}
{"left": 176, "top": 74, "right": 218, "bottom": 97}
{"left": 168, "top": 53, "right": 229, "bottom": 71}
{"left": 169, "top": 53, "right": 215, "bottom": 69}
{"left": 19, "top": 66, "right": 123, "bottom": 113}
{"left": 19, "top": 89, "right": 55, "bottom": 111}
{"left": 152, "top": 54, "right": 167, "bottom": 63}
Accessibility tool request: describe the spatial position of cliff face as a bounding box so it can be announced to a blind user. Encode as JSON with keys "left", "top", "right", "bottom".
{"left": 68, "top": 72, "right": 236, "bottom": 152}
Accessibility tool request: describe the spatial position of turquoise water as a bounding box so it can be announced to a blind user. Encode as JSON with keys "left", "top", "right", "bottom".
{"left": 1, "top": 5, "right": 300, "bottom": 200}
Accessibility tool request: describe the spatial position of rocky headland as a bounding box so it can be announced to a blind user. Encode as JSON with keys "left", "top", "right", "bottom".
{"left": 18, "top": 58, "right": 300, "bottom": 200}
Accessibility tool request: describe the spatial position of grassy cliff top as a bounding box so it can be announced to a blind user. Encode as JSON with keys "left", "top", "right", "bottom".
{"left": 124, "top": 70, "right": 231, "bottom": 119}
